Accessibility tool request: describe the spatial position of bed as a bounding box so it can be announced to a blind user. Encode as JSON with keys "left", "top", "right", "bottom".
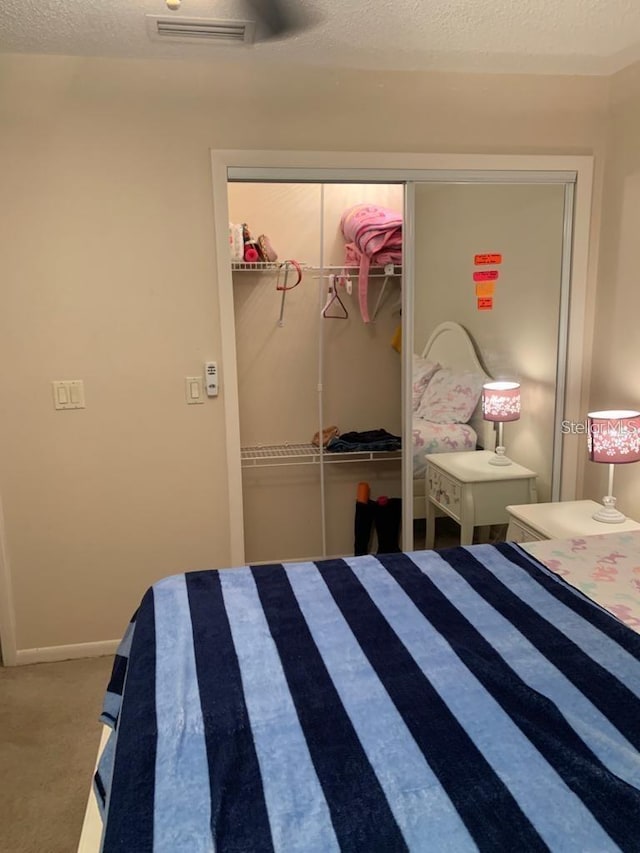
{"left": 86, "top": 531, "right": 640, "bottom": 852}
{"left": 412, "top": 322, "right": 495, "bottom": 519}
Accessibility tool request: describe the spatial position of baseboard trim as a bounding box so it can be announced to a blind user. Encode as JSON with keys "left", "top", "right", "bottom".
{"left": 15, "top": 639, "right": 120, "bottom": 666}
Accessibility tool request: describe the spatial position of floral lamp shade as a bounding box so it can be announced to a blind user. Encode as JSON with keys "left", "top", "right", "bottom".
{"left": 587, "top": 411, "right": 640, "bottom": 464}
{"left": 482, "top": 381, "right": 521, "bottom": 466}
{"left": 482, "top": 382, "right": 521, "bottom": 423}
{"left": 587, "top": 409, "right": 640, "bottom": 523}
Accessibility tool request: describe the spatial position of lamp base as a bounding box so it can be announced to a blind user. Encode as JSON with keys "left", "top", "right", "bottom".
{"left": 592, "top": 495, "right": 626, "bottom": 524}
{"left": 488, "top": 446, "right": 512, "bottom": 466}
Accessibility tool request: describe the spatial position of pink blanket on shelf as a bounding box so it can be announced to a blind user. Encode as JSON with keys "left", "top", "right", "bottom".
{"left": 340, "top": 204, "right": 403, "bottom": 323}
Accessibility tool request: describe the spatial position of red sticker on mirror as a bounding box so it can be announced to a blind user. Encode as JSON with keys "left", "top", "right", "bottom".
{"left": 475, "top": 254, "right": 502, "bottom": 265}
{"left": 473, "top": 270, "right": 499, "bottom": 282}
{"left": 477, "top": 297, "right": 494, "bottom": 310}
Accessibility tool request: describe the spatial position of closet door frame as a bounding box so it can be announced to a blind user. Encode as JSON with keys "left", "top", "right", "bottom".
{"left": 210, "top": 151, "right": 594, "bottom": 563}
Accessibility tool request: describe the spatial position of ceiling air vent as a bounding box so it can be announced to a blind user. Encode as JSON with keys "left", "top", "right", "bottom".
{"left": 146, "top": 15, "right": 255, "bottom": 45}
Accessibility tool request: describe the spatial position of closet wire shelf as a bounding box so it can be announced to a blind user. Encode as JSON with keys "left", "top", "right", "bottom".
{"left": 241, "top": 443, "right": 402, "bottom": 468}
{"left": 231, "top": 262, "right": 402, "bottom": 275}
{"left": 231, "top": 261, "right": 288, "bottom": 272}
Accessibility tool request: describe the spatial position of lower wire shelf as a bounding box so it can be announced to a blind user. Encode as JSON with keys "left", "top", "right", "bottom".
{"left": 241, "top": 443, "right": 402, "bottom": 468}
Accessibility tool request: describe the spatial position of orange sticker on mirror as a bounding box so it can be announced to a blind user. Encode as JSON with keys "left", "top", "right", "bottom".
{"left": 475, "top": 282, "right": 495, "bottom": 298}
{"left": 475, "top": 253, "right": 502, "bottom": 265}
{"left": 477, "top": 297, "right": 493, "bottom": 310}
{"left": 473, "top": 270, "right": 499, "bottom": 282}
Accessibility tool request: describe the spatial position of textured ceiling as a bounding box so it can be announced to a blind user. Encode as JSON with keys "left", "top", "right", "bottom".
{"left": 2, "top": 0, "right": 640, "bottom": 75}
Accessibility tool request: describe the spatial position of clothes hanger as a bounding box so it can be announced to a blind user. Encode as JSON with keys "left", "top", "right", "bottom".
{"left": 276, "top": 259, "right": 303, "bottom": 326}
{"left": 321, "top": 274, "right": 348, "bottom": 319}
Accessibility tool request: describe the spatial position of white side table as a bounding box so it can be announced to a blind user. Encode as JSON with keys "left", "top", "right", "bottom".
{"left": 425, "top": 451, "right": 537, "bottom": 548}
{"left": 506, "top": 499, "right": 640, "bottom": 542}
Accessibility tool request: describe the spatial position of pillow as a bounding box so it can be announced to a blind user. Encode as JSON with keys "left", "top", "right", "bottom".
{"left": 412, "top": 355, "right": 441, "bottom": 412}
{"left": 416, "top": 369, "right": 485, "bottom": 424}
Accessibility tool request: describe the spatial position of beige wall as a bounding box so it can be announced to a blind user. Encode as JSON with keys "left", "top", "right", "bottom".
{"left": 586, "top": 60, "right": 640, "bottom": 517}
{"left": 0, "top": 52, "right": 609, "bottom": 653}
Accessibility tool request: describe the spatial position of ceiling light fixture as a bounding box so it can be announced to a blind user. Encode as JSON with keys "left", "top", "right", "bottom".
{"left": 166, "top": 0, "right": 181, "bottom": 10}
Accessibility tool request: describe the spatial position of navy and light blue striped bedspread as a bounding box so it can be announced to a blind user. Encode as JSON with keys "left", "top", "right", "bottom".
{"left": 96, "top": 543, "right": 640, "bottom": 852}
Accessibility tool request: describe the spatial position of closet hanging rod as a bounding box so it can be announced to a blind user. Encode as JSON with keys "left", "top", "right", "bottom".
{"left": 311, "top": 272, "right": 402, "bottom": 280}
{"left": 309, "top": 264, "right": 402, "bottom": 272}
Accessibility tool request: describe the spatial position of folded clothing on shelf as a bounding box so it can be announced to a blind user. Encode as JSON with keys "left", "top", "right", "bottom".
{"left": 340, "top": 203, "right": 403, "bottom": 324}
{"left": 311, "top": 425, "right": 340, "bottom": 447}
{"left": 326, "top": 428, "right": 401, "bottom": 453}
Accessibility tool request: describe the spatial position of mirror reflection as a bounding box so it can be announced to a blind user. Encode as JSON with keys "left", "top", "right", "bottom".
{"left": 411, "top": 182, "right": 567, "bottom": 549}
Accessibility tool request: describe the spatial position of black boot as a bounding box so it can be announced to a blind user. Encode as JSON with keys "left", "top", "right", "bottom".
{"left": 354, "top": 500, "right": 375, "bottom": 556}
{"left": 374, "top": 498, "right": 402, "bottom": 554}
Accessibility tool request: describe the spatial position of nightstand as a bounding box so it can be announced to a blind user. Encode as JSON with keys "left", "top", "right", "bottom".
{"left": 506, "top": 499, "right": 640, "bottom": 542}
{"left": 425, "top": 451, "right": 537, "bottom": 548}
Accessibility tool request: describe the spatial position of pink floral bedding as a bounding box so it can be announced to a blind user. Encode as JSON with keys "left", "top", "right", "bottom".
{"left": 522, "top": 531, "right": 640, "bottom": 633}
{"left": 412, "top": 418, "right": 477, "bottom": 478}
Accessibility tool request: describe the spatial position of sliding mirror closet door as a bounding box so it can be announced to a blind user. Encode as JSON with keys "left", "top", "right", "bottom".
{"left": 410, "top": 182, "right": 568, "bottom": 550}
{"left": 228, "top": 180, "right": 404, "bottom": 564}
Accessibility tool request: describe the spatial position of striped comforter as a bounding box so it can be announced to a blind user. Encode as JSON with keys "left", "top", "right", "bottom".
{"left": 96, "top": 543, "right": 640, "bottom": 852}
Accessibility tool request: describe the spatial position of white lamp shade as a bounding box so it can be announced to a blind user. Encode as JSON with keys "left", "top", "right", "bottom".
{"left": 482, "top": 382, "right": 521, "bottom": 423}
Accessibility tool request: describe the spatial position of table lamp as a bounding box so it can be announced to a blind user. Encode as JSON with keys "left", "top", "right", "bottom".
{"left": 587, "top": 410, "right": 640, "bottom": 522}
{"left": 482, "top": 381, "right": 521, "bottom": 466}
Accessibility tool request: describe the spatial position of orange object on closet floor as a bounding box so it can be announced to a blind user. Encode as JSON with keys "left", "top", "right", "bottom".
{"left": 356, "top": 482, "right": 370, "bottom": 503}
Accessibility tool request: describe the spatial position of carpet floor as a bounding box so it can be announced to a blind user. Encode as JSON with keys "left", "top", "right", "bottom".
{"left": 0, "top": 655, "right": 114, "bottom": 853}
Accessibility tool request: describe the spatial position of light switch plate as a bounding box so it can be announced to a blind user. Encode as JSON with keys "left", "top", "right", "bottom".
{"left": 52, "top": 380, "right": 85, "bottom": 410}
{"left": 185, "top": 376, "right": 204, "bottom": 405}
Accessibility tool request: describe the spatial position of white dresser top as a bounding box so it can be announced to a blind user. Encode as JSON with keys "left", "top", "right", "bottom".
{"left": 507, "top": 499, "right": 640, "bottom": 538}
{"left": 425, "top": 450, "right": 537, "bottom": 483}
